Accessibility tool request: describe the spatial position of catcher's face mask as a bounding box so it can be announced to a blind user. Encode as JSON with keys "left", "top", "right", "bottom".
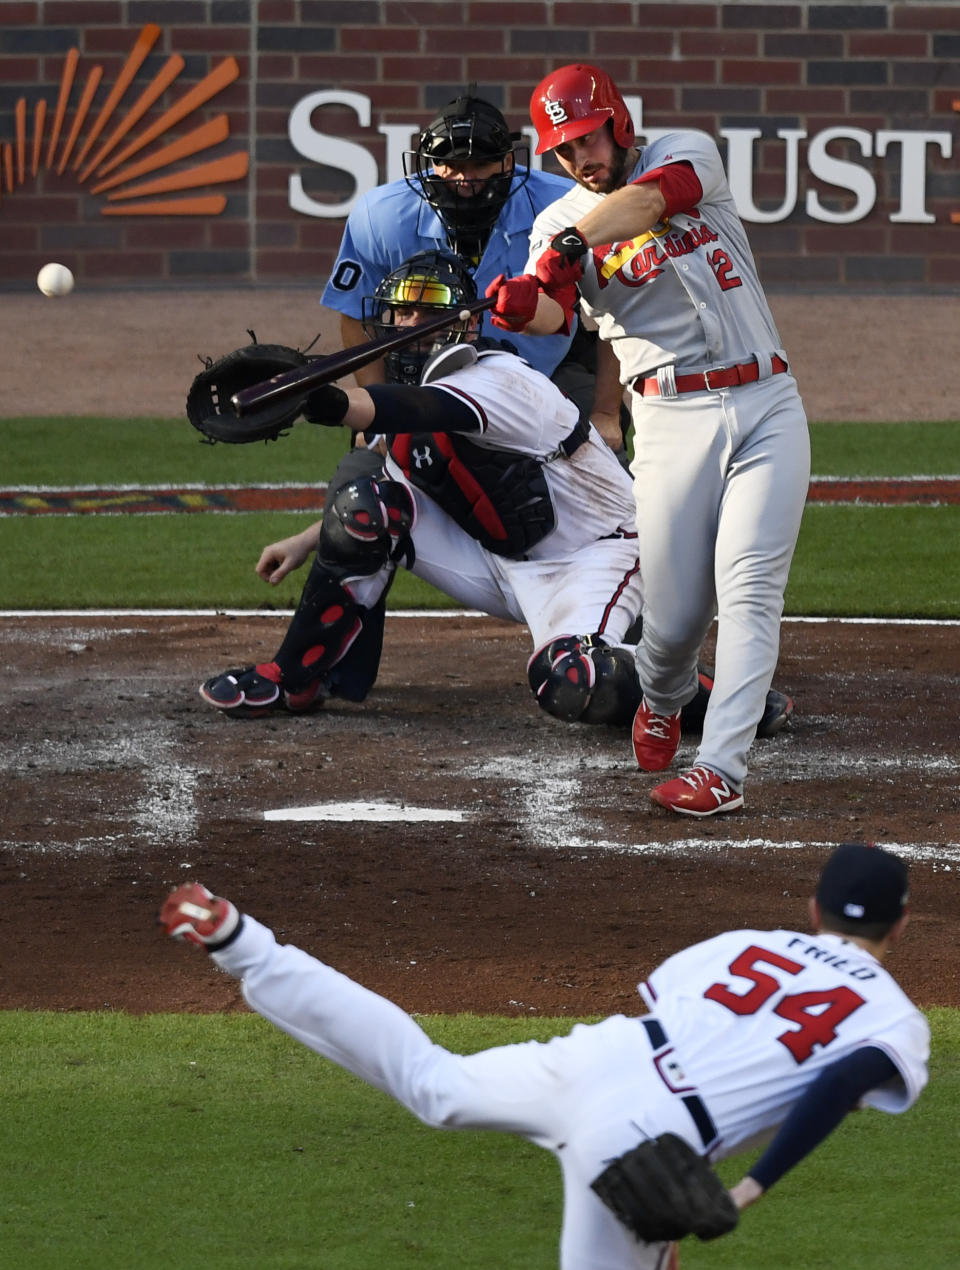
{"left": 362, "top": 251, "right": 479, "bottom": 385}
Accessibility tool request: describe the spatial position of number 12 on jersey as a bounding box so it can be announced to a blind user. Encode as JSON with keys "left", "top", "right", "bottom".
{"left": 704, "top": 945, "right": 867, "bottom": 1063}
{"left": 707, "top": 248, "right": 743, "bottom": 291}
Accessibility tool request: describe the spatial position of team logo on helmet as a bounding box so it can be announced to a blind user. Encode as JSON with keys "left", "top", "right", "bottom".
{"left": 544, "top": 100, "right": 568, "bottom": 125}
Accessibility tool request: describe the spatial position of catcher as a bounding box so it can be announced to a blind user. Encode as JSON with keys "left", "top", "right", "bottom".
{"left": 159, "top": 842, "right": 929, "bottom": 1268}
{"left": 187, "top": 250, "right": 793, "bottom": 751}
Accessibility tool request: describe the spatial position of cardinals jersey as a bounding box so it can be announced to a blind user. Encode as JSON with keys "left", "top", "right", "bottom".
{"left": 525, "top": 132, "right": 787, "bottom": 383}
{"left": 639, "top": 927, "right": 930, "bottom": 1160}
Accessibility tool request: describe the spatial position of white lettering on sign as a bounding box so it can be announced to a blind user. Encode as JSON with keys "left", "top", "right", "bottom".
{"left": 286, "top": 90, "right": 953, "bottom": 226}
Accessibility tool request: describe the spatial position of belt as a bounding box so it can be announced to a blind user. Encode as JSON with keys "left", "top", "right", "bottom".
{"left": 634, "top": 354, "right": 789, "bottom": 397}
{"left": 643, "top": 1017, "right": 718, "bottom": 1150}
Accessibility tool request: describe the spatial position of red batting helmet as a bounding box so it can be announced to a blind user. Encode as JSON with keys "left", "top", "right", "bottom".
{"left": 529, "top": 64, "right": 635, "bottom": 155}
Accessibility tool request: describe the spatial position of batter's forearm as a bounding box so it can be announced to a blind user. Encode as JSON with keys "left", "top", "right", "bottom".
{"left": 525, "top": 290, "right": 568, "bottom": 335}
{"left": 572, "top": 181, "right": 667, "bottom": 248}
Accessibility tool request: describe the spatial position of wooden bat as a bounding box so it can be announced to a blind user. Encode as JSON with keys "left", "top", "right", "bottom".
{"left": 231, "top": 296, "right": 497, "bottom": 416}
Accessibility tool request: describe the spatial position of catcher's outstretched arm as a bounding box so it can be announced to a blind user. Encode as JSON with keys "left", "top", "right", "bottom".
{"left": 304, "top": 383, "right": 482, "bottom": 436}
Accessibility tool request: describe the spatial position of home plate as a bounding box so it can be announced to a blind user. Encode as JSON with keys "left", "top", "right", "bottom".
{"left": 264, "top": 800, "right": 468, "bottom": 823}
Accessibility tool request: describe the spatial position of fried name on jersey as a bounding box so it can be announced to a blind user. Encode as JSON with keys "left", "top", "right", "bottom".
{"left": 785, "top": 936, "right": 879, "bottom": 982}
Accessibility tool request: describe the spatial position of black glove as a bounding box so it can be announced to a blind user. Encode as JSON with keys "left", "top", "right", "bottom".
{"left": 590, "top": 1133, "right": 740, "bottom": 1244}
{"left": 186, "top": 336, "right": 309, "bottom": 444}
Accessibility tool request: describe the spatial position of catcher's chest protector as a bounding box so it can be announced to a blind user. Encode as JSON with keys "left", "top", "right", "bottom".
{"left": 389, "top": 431, "right": 557, "bottom": 557}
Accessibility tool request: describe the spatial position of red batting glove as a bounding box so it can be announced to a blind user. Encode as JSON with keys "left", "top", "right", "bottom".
{"left": 159, "top": 882, "right": 241, "bottom": 949}
{"left": 484, "top": 272, "right": 541, "bottom": 332}
{"left": 531, "top": 228, "right": 588, "bottom": 334}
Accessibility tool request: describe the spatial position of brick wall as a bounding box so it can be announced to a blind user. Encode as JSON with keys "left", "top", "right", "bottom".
{"left": 1, "top": 0, "right": 957, "bottom": 290}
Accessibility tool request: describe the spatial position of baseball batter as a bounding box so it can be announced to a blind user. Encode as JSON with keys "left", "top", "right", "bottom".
{"left": 161, "top": 842, "right": 929, "bottom": 1269}
{"left": 487, "top": 65, "right": 811, "bottom": 816}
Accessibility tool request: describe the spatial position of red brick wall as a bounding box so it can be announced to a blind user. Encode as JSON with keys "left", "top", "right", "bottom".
{"left": 1, "top": 1, "right": 957, "bottom": 290}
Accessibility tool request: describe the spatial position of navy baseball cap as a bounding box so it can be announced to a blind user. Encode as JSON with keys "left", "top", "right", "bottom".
{"left": 816, "top": 842, "right": 910, "bottom": 924}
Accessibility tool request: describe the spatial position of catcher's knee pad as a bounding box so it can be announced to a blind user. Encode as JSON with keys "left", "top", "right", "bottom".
{"left": 319, "top": 475, "right": 415, "bottom": 573}
{"left": 527, "top": 635, "right": 641, "bottom": 726}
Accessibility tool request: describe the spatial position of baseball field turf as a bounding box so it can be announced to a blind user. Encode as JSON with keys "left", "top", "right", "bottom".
{"left": 3, "top": 415, "right": 958, "bottom": 1268}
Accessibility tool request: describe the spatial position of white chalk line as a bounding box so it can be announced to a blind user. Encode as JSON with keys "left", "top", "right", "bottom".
{"left": 0, "top": 611, "right": 958, "bottom": 626}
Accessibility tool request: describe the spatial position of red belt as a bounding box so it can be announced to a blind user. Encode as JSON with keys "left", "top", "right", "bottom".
{"left": 635, "top": 354, "right": 788, "bottom": 397}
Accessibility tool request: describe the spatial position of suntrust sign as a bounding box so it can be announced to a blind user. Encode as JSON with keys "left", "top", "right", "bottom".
{"left": 288, "top": 91, "right": 952, "bottom": 226}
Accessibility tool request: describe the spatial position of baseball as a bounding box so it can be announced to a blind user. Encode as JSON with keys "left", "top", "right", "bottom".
{"left": 37, "top": 262, "right": 74, "bottom": 297}
{"left": 459, "top": 308, "right": 471, "bottom": 321}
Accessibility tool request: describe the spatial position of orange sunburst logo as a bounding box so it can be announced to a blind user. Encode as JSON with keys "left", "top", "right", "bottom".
{"left": 0, "top": 22, "right": 248, "bottom": 216}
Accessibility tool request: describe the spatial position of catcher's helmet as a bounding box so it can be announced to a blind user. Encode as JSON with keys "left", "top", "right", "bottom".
{"left": 403, "top": 90, "right": 529, "bottom": 252}
{"left": 362, "top": 250, "right": 479, "bottom": 385}
{"left": 529, "top": 64, "right": 635, "bottom": 155}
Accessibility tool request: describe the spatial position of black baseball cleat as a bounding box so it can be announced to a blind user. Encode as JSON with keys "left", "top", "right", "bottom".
{"left": 200, "top": 664, "right": 327, "bottom": 718}
{"left": 694, "top": 666, "right": 794, "bottom": 739}
{"left": 756, "top": 689, "right": 794, "bottom": 739}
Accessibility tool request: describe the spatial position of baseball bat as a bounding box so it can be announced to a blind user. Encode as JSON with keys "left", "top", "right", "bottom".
{"left": 231, "top": 296, "right": 497, "bottom": 416}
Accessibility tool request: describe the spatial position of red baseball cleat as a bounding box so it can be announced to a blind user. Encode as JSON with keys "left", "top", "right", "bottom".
{"left": 159, "top": 883, "right": 240, "bottom": 948}
{"left": 650, "top": 767, "right": 744, "bottom": 817}
{"left": 632, "top": 699, "right": 682, "bottom": 771}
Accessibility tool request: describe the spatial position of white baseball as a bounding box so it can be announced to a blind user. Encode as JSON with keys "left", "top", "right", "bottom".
{"left": 37, "top": 262, "right": 75, "bottom": 297}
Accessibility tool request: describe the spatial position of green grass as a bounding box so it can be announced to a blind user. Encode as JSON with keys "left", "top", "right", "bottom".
{"left": 787, "top": 505, "right": 960, "bottom": 617}
{"left": 1, "top": 418, "right": 958, "bottom": 614}
{"left": 2, "top": 1008, "right": 956, "bottom": 1269}
{"left": 1, "top": 416, "right": 347, "bottom": 486}
{"left": 809, "top": 421, "right": 959, "bottom": 477}
{"left": 0, "top": 513, "right": 451, "bottom": 610}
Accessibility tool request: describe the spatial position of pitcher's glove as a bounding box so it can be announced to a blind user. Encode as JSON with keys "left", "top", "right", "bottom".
{"left": 186, "top": 333, "right": 309, "bottom": 444}
{"left": 590, "top": 1133, "right": 739, "bottom": 1244}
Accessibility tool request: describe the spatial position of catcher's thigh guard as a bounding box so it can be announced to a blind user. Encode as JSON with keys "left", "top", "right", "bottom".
{"left": 527, "top": 635, "right": 641, "bottom": 726}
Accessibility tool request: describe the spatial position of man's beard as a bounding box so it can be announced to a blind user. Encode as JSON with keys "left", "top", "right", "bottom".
{"left": 577, "top": 144, "right": 632, "bottom": 195}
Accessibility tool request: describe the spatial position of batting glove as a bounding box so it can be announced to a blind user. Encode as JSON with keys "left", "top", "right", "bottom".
{"left": 159, "top": 882, "right": 241, "bottom": 950}
{"left": 484, "top": 272, "right": 541, "bottom": 332}
{"left": 535, "top": 227, "right": 588, "bottom": 293}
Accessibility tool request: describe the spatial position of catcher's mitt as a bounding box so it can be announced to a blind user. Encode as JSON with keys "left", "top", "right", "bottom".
{"left": 186, "top": 332, "right": 309, "bottom": 444}
{"left": 590, "top": 1133, "right": 739, "bottom": 1244}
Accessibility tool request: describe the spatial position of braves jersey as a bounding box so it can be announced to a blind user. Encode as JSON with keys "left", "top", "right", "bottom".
{"left": 525, "top": 133, "right": 786, "bottom": 382}
{"left": 639, "top": 927, "right": 929, "bottom": 1160}
{"left": 381, "top": 349, "right": 637, "bottom": 559}
{"left": 321, "top": 168, "right": 575, "bottom": 377}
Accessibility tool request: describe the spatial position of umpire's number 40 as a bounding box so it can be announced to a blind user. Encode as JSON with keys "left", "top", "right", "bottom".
{"left": 704, "top": 945, "right": 866, "bottom": 1064}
